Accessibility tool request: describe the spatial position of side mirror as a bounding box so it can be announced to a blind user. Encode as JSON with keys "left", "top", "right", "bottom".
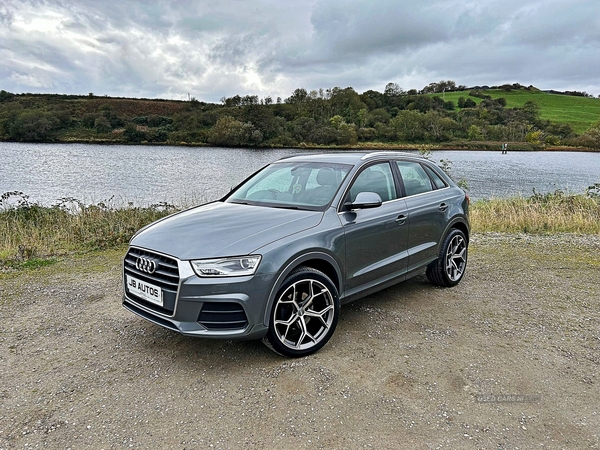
{"left": 347, "top": 192, "right": 382, "bottom": 210}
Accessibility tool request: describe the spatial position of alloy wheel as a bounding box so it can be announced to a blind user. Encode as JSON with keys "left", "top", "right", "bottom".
{"left": 273, "top": 278, "right": 335, "bottom": 351}
{"left": 445, "top": 234, "right": 467, "bottom": 282}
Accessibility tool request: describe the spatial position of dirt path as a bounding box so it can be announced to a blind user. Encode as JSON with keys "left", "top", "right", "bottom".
{"left": 1, "top": 233, "right": 599, "bottom": 449}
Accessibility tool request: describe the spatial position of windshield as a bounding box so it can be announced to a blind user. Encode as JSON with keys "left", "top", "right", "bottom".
{"left": 226, "top": 161, "right": 352, "bottom": 210}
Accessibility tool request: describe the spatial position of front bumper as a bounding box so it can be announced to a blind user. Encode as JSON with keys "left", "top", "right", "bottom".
{"left": 122, "top": 247, "right": 271, "bottom": 340}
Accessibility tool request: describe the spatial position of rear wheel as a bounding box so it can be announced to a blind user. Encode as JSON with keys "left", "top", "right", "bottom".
{"left": 264, "top": 267, "right": 339, "bottom": 357}
{"left": 426, "top": 229, "right": 468, "bottom": 287}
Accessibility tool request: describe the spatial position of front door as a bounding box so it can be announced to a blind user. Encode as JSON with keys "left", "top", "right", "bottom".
{"left": 340, "top": 162, "right": 410, "bottom": 295}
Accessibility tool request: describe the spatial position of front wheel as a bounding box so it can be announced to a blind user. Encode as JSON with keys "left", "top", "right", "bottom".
{"left": 426, "top": 228, "right": 468, "bottom": 287}
{"left": 264, "top": 267, "right": 339, "bottom": 357}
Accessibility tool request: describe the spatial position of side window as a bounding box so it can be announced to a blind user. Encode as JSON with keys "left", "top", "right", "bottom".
{"left": 396, "top": 161, "right": 434, "bottom": 196}
{"left": 423, "top": 165, "right": 447, "bottom": 189}
{"left": 348, "top": 162, "right": 397, "bottom": 202}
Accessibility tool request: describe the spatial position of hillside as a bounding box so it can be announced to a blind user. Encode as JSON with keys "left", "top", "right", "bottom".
{"left": 1, "top": 86, "right": 599, "bottom": 149}
{"left": 439, "top": 89, "right": 600, "bottom": 135}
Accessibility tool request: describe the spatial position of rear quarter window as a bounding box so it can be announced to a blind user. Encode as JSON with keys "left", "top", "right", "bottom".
{"left": 423, "top": 165, "right": 447, "bottom": 189}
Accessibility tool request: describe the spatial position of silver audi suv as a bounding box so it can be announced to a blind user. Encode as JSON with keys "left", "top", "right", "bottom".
{"left": 123, "top": 151, "right": 469, "bottom": 356}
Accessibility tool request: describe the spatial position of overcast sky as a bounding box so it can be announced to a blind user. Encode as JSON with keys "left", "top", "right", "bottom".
{"left": 1, "top": 0, "right": 599, "bottom": 102}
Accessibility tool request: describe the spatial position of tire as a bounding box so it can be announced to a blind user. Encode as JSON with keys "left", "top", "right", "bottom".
{"left": 264, "top": 266, "right": 339, "bottom": 357}
{"left": 426, "top": 228, "right": 468, "bottom": 287}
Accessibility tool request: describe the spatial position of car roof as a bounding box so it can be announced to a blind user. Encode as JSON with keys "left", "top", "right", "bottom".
{"left": 276, "top": 151, "right": 425, "bottom": 165}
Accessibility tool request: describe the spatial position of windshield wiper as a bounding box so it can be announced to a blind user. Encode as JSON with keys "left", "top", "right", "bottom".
{"left": 270, "top": 205, "right": 305, "bottom": 210}
{"left": 230, "top": 200, "right": 310, "bottom": 211}
{"left": 229, "top": 200, "right": 251, "bottom": 205}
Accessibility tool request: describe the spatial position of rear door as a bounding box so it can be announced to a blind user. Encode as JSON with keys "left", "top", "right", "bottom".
{"left": 395, "top": 160, "right": 450, "bottom": 271}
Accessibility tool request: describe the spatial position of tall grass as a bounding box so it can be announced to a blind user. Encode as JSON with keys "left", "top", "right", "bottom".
{"left": 1, "top": 188, "right": 599, "bottom": 268}
{"left": 470, "top": 187, "right": 600, "bottom": 234}
{"left": 0, "top": 192, "right": 176, "bottom": 266}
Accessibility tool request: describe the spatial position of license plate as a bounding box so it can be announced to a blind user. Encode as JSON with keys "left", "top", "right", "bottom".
{"left": 126, "top": 275, "right": 163, "bottom": 307}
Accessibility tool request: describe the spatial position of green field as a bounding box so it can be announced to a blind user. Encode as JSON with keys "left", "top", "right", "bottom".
{"left": 438, "top": 89, "right": 600, "bottom": 134}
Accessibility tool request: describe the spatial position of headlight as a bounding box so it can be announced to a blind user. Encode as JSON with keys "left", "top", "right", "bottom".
{"left": 190, "top": 255, "right": 262, "bottom": 277}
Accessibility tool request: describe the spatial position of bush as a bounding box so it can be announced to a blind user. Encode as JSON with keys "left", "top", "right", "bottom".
{"left": 207, "top": 116, "right": 260, "bottom": 146}
{"left": 94, "top": 116, "right": 112, "bottom": 134}
{"left": 6, "top": 110, "right": 60, "bottom": 141}
{"left": 123, "top": 123, "right": 147, "bottom": 143}
{"left": 463, "top": 98, "right": 477, "bottom": 108}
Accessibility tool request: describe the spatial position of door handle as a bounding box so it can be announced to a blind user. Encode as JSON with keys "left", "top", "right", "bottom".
{"left": 438, "top": 203, "right": 448, "bottom": 212}
{"left": 395, "top": 214, "right": 407, "bottom": 225}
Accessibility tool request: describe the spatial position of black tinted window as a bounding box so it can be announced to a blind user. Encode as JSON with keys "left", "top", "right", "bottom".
{"left": 396, "top": 161, "right": 434, "bottom": 196}
{"left": 349, "top": 162, "right": 397, "bottom": 202}
{"left": 424, "top": 165, "right": 447, "bottom": 189}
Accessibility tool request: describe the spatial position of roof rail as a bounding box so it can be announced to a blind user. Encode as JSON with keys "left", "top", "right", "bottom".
{"left": 361, "top": 151, "right": 424, "bottom": 160}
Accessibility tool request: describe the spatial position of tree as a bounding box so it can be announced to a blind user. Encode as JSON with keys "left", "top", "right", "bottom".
{"left": 309, "top": 124, "right": 339, "bottom": 145}
{"left": 222, "top": 95, "right": 242, "bottom": 107}
{"left": 521, "top": 100, "right": 541, "bottom": 123}
{"left": 123, "top": 123, "right": 146, "bottom": 143}
{"left": 243, "top": 104, "right": 282, "bottom": 141}
{"left": 390, "top": 110, "right": 425, "bottom": 141}
{"left": 336, "top": 123, "right": 358, "bottom": 145}
{"left": 383, "top": 82, "right": 405, "bottom": 109}
{"left": 357, "top": 108, "right": 368, "bottom": 128}
{"left": 99, "top": 105, "right": 124, "bottom": 128}
{"left": 7, "top": 110, "right": 59, "bottom": 141}
{"left": 0, "top": 90, "right": 14, "bottom": 102}
{"left": 82, "top": 113, "right": 99, "bottom": 128}
{"left": 579, "top": 125, "right": 600, "bottom": 149}
{"left": 384, "top": 82, "right": 403, "bottom": 98}
{"left": 367, "top": 108, "right": 391, "bottom": 126}
{"left": 360, "top": 90, "right": 384, "bottom": 109}
{"left": 422, "top": 80, "right": 457, "bottom": 94}
{"left": 467, "top": 125, "right": 483, "bottom": 140}
{"left": 207, "top": 115, "right": 260, "bottom": 146}
{"left": 525, "top": 129, "right": 544, "bottom": 146}
{"left": 545, "top": 122, "right": 573, "bottom": 140}
{"left": 328, "top": 87, "right": 367, "bottom": 124}
{"left": 284, "top": 88, "right": 310, "bottom": 117}
{"left": 290, "top": 117, "right": 318, "bottom": 143}
{"left": 241, "top": 95, "right": 259, "bottom": 106}
{"left": 285, "top": 88, "right": 309, "bottom": 105}
{"left": 407, "top": 96, "right": 435, "bottom": 113}
{"left": 94, "top": 116, "right": 112, "bottom": 134}
{"left": 424, "top": 111, "right": 457, "bottom": 141}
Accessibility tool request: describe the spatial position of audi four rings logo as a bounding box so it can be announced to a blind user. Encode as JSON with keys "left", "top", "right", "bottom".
{"left": 136, "top": 257, "right": 158, "bottom": 274}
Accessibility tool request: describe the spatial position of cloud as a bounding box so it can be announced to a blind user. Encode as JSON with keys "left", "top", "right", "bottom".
{"left": 1, "top": 0, "right": 599, "bottom": 101}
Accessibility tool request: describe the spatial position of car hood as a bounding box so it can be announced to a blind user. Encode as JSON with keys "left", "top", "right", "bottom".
{"left": 130, "top": 202, "right": 323, "bottom": 260}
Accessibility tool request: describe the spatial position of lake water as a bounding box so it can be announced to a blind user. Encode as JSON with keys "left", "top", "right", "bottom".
{"left": 1, "top": 142, "right": 599, "bottom": 206}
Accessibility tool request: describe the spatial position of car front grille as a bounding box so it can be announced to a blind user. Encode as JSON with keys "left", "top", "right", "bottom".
{"left": 124, "top": 247, "right": 180, "bottom": 315}
{"left": 198, "top": 302, "right": 248, "bottom": 330}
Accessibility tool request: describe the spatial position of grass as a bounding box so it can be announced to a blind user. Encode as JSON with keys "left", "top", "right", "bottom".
{"left": 0, "top": 192, "right": 177, "bottom": 269}
{"left": 470, "top": 187, "right": 600, "bottom": 234}
{"left": 438, "top": 89, "right": 600, "bottom": 134}
{"left": 1, "top": 188, "right": 599, "bottom": 269}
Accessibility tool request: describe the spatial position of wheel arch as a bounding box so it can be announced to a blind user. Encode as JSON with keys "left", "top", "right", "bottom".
{"left": 262, "top": 252, "right": 342, "bottom": 326}
{"left": 449, "top": 219, "right": 470, "bottom": 243}
{"left": 434, "top": 217, "right": 469, "bottom": 260}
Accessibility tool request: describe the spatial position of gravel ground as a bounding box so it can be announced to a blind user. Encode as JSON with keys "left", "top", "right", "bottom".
{"left": 1, "top": 233, "right": 599, "bottom": 449}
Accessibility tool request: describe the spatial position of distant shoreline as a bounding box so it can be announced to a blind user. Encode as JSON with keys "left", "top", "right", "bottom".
{"left": 1, "top": 139, "right": 599, "bottom": 153}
